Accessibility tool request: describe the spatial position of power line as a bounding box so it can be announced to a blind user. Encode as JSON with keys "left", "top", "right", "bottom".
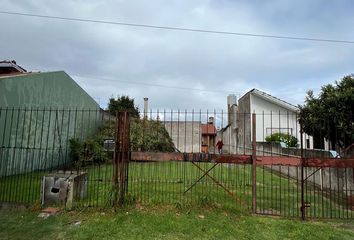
{"left": 1, "top": 11, "right": 354, "bottom": 44}
{"left": 70, "top": 73, "right": 239, "bottom": 94}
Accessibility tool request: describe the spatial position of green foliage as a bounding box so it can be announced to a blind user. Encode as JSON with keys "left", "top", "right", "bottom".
{"left": 68, "top": 120, "right": 115, "bottom": 166}
{"left": 69, "top": 138, "right": 107, "bottom": 167}
{"left": 130, "top": 119, "right": 175, "bottom": 152}
{"left": 108, "top": 95, "right": 140, "bottom": 118}
{"left": 299, "top": 75, "right": 354, "bottom": 149}
{"left": 265, "top": 133, "right": 298, "bottom": 147}
{"left": 69, "top": 116, "right": 174, "bottom": 166}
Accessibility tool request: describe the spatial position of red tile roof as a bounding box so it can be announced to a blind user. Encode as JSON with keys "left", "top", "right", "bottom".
{"left": 201, "top": 123, "right": 217, "bottom": 135}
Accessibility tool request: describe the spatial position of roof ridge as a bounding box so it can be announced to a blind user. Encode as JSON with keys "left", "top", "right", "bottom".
{"left": 251, "top": 88, "right": 298, "bottom": 110}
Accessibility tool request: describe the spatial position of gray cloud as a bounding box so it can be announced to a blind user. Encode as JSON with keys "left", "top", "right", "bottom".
{"left": 1, "top": 0, "right": 353, "bottom": 111}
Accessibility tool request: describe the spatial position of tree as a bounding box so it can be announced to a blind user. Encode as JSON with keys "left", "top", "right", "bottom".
{"left": 265, "top": 133, "right": 298, "bottom": 147}
{"left": 108, "top": 95, "right": 140, "bottom": 118}
{"left": 299, "top": 75, "right": 354, "bottom": 150}
{"left": 69, "top": 118, "right": 175, "bottom": 166}
{"left": 130, "top": 119, "right": 175, "bottom": 152}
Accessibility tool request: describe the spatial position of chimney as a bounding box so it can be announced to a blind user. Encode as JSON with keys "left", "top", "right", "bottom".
{"left": 227, "top": 94, "right": 237, "bottom": 107}
{"left": 143, "top": 97, "right": 148, "bottom": 119}
{"left": 227, "top": 94, "right": 237, "bottom": 126}
{"left": 208, "top": 116, "right": 214, "bottom": 125}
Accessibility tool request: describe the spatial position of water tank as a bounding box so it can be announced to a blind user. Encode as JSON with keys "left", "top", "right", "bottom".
{"left": 227, "top": 94, "right": 237, "bottom": 106}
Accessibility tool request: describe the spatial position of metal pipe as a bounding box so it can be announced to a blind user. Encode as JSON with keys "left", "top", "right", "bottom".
{"left": 143, "top": 98, "right": 148, "bottom": 119}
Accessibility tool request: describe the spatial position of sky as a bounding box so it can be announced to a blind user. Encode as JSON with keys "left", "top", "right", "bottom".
{"left": 1, "top": 0, "right": 354, "bottom": 111}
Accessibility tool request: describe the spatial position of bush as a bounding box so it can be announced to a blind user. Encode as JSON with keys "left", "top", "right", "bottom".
{"left": 69, "top": 117, "right": 174, "bottom": 166}
{"left": 130, "top": 119, "right": 175, "bottom": 152}
{"left": 265, "top": 133, "right": 298, "bottom": 147}
{"left": 69, "top": 138, "right": 107, "bottom": 167}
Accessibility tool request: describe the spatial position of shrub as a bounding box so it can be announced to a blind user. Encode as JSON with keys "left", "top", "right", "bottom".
{"left": 69, "top": 137, "right": 107, "bottom": 167}
{"left": 265, "top": 132, "right": 298, "bottom": 147}
{"left": 130, "top": 119, "right": 175, "bottom": 152}
{"left": 69, "top": 117, "right": 174, "bottom": 166}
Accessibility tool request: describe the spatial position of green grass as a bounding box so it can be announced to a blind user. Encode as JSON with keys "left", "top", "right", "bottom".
{"left": 0, "top": 207, "right": 353, "bottom": 240}
{"left": 0, "top": 162, "right": 352, "bottom": 219}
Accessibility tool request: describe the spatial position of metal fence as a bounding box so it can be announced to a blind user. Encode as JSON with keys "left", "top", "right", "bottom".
{"left": 0, "top": 108, "right": 353, "bottom": 220}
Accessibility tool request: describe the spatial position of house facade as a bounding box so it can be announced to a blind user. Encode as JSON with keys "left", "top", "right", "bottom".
{"left": 219, "top": 89, "right": 315, "bottom": 154}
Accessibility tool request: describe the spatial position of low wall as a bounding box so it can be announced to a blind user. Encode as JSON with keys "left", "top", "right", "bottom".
{"left": 255, "top": 142, "right": 353, "bottom": 198}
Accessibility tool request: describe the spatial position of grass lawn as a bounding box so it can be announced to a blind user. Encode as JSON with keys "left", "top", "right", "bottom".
{"left": 0, "top": 161, "right": 352, "bottom": 218}
{"left": 0, "top": 206, "right": 353, "bottom": 240}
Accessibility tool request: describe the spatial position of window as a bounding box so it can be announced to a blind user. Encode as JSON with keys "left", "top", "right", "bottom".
{"left": 306, "top": 139, "right": 310, "bottom": 149}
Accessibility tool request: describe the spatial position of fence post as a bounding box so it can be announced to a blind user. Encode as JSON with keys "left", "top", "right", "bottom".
{"left": 300, "top": 122, "right": 306, "bottom": 220}
{"left": 252, "top": 112, "right": 257, "bottom": 214}
{"left": 113, "top": 111, "right": 130, "bottom": 206}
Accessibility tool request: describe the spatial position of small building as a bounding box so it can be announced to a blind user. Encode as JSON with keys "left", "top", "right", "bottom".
{"left": 164, "top": 118, "right": 216, "bottom": 153}
{"left": 164, "top": 121, "right": 201, "bottom": 153}
{"left": 0, "top": 61, "right": 100, "bottom": 176}
{"left": 201, "top": 117, "right": 217, "bottom": 153}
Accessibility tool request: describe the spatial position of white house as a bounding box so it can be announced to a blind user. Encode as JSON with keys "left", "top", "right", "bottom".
{"left": 219, "top": 89, "right": 315, "bottom": 154}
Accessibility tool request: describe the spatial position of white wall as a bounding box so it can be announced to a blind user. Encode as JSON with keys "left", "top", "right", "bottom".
{"left": 250, "top": 94, "right": 312, "bottom": 148}
{"left": 164, "top": 121, "right": 201, "bottom": 152}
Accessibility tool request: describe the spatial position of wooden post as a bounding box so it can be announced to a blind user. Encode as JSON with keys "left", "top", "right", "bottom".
{"left": 252, "top": 112, "right": 257, "bottom": 213}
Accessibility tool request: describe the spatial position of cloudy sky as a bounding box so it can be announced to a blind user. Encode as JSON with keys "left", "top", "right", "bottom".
{"left": 1, "top": 0, "right": 353, "bottom": 110}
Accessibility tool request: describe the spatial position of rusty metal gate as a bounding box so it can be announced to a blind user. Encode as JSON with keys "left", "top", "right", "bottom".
{"left": 113, "top": 111, "right": 354, "bottom": 220}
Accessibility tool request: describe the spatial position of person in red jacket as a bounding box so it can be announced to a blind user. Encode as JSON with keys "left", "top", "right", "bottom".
{"left": 216, "top": 138, "right": 224, "bottom": 154}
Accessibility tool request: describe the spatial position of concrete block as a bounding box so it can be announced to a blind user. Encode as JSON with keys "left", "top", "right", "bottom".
{"left": 42, "top": 171, "right": 87, "bottom": 209}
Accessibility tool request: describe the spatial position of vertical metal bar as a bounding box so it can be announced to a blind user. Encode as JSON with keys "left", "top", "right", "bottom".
{"left": 15, "top": 108, "right": 27, "bottom": 202}
{"left": 163, "top": 109, "right": 167, "bottom": 203}
{"left": 287, "top": 112, "right": 290, "bottom": 216}
{"left": 262, "top": 111, "right": 264, "bottom": 156}
{"left": 205, "top": 110, "right": 208, "bottom": 199}
{"left": 243, "top": 112, "right": 245, "bottom": 155}
{"left": 329, "top": 167, "right": 332, "bottom": 218}
{"left": 214, "top": 109, "right": 216, "bottom": 155}
{"left": 9, "top": 108, "right": 21, "bottom": 202}
{"left": 49, "top": 110, "right": 58, "bottom": 172}
{"left": 321, "top": 167, "right": 324, "bottom": 218}
{"left": 235, "top": 112, "right": 238, "bottom": 154}
{"left": 1, "top": 108, "right": 9, "bottom": 201}
{"left": 80, "top": 109, "right": 84, "bottom": 141}
{"left": 64, "top": 110, "right": 71, "bottom": 171}
{"left": 199, "top": 109, "right": 201, "bottom": 153}
{"left": 192, "top": 109, "right": 194, "bottom": 153}
{"left": 59, "top": 109, "right": 65, "bottom": 168}
{"left": 278, "top": 111, "right": 281, "bottom": 214}
{"left": 344, "top": 168, "right": 349, "bottom": 218}
{"left": 3, "top": 108, "right": 14, "bottom": 201}
{"left": 177, "top": 109, "right": 180, "bottom": 151}
{"left": 252, "top": 112, "right": 257, "bottom": 214}
{"left": 270, "top": 111, "right": 273, "bottom": 156}
{"left": 112, "top": 111, "right": 119, "bottom": 205}
{"left": 300, "top": 122, "right": 305, "bottom": 220}
{"left": 1, "top": 108, "right": 8, "bottom": 148}
{"left": 25, "top": 108, "right": 35, "bottom": 203}
{"left": 185, "top": 109, "right": 187, "bottom": 153}
{"left": 336, "top": 167, "right": 340, "bottom": 219}
{"left": 262, "top": 163, "right": 265, "bottom": 214}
